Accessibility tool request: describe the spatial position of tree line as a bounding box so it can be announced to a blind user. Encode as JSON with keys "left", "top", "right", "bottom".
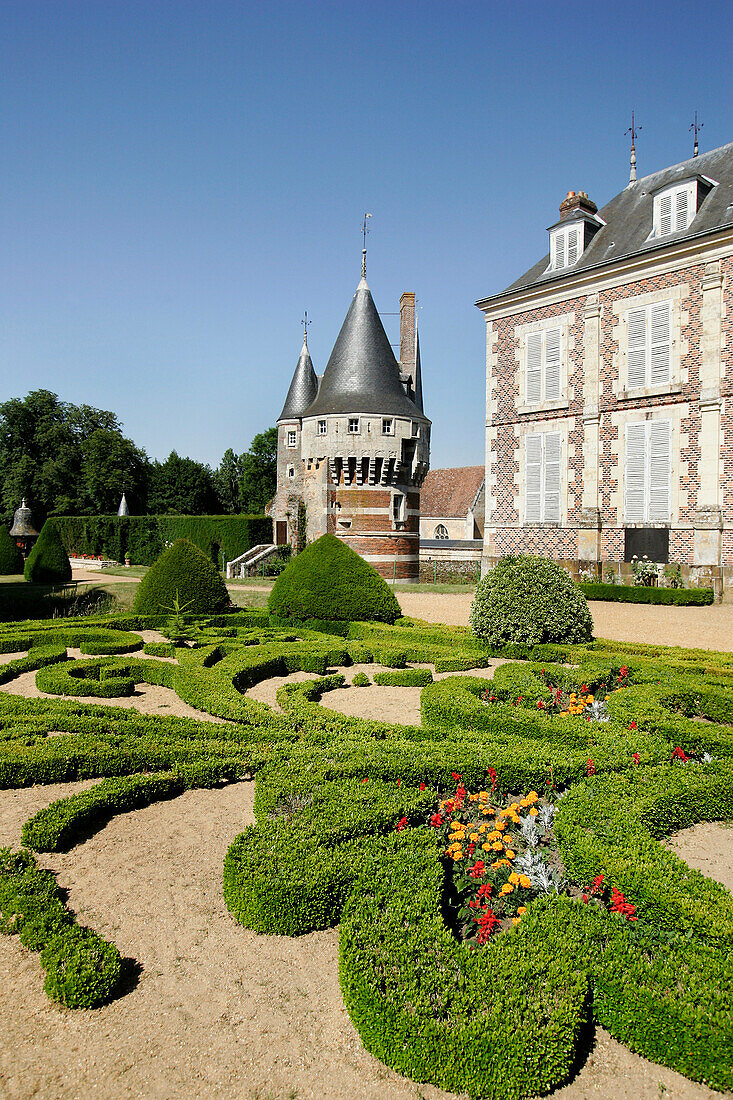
{"left": 0, "top": 390, "right": 277, "bottom": 525}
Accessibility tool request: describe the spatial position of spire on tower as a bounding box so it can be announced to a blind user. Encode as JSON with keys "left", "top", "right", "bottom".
{"left": 361, "top": 213, "right": 372, "bottom": 281}
{"left": 625, "top": 111, "right": 641, "bottom": 184}
{"left": 302, "top": 310, "right": 311, "bottom": 347}
{"left": 690, "top": 111, "right": 703, "bottom": 157}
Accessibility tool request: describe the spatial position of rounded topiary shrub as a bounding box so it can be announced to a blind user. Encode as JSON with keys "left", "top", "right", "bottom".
{"left": 133, "top": 538, "right": 229, "bottom": 616}
{"left": 469, "top": 555, "right": 593, "bottom": 648}
{"left": 268, "top": 534, "right": 401, "bottom": 624}
{"left": 24, "top": 523, "right": 72, "bottom": 584}
{"left": 0, "top": 526, "right": 23, "bottom": 575}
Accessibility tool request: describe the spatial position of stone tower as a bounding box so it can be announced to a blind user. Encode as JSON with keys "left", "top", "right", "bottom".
{"left": 271, "top": 270, "right": 430, "bottom": 580}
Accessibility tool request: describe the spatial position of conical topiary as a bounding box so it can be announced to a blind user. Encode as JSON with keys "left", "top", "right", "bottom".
{"left": 133, "top": 538, "right": 229, "bottom": 616}
{"left": 24, "top": 523, "right": 72, "bottom": 584}
{"left": 0, "top": 526, "right": 24, "bottom": 575}
{"left": 268, "top": 534, "right": 401, "bottom": 624}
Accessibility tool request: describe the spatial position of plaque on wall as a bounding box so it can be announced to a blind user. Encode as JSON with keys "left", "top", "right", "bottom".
{"left": 624, "top": 528, "right": 669, "bottom": 564}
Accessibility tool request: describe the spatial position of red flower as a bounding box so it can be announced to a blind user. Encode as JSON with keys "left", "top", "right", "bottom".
{"left": 537, "top": 700, "right": 545, "bottom": 709}
{"left": 629, "top": 720, "right": 637, "bottom": 730}
{"left": 477, "top": 883, "right": 493, "bottom": 898}
{"left": 486, "top": 767, "right": 498, "bottom": 792}
{"left": 586, "top": 758, "right": 596, "bottom": 776}
{"left": 590, "top": 874, "right": 604, "bottom": 896}
{"left": 396, "top": 816, "right": 408, "bottom": 832}
{"left": 474, "top": 908, "right": 501, "bottom": 944}
{"left": 469, "top": 859, "right": 486, "bottom": 879}
{"left": 444, "top": 799, "right": 455, "bottom": 814}
{"left": 451, "top": 772, "right": 462, "bottom": 782}
{"left": 582, "top": 684, "right": 588, "bottom": 693}
{"left": 396, "top": 779, "right": 401, "bottom": 787}
{"left": 516, "top": 695, "right": 524, "bottom": 704}
{"left": 632, "top": 752, "right": 640, "bottom": 766}
{"left": 361, "top": 777, "right": 368, "bottom": 783}
{"left": 581, "top": 894, "right": 589, "bottom": 904}
{"left": 430, "top": 813, "right": 443, "bottom": 828}
{"left": 671, "top": 746, "right": 689, "bottom": 763}
{"left": 609, "top": 887, "right": 637, "bottom": 921}
{"left": 419, "top": 782, "right": 426, "bottom": 791}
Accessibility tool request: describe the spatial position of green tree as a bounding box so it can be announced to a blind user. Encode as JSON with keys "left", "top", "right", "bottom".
{"left": 147, "top": 452, "right": 220, "bottom": 515}
{"left": 238, "top": 427, "right": 277, "bottom": 513}
{"left": 214, "top": 448, "right": 244, "bottom": 514}
{"left": 0, "top": 390, "right": 148, "bottom": 521}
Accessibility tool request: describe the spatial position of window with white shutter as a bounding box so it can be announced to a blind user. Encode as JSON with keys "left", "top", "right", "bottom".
{"left": 653, "top": 183, "right": 696, "bottom": 237}
{"left": 550, "top": 225, "right": 582, "bottom": 270}
{"left": 624, "top": 420, "right": 672, "bottom": 522}
{"left": 525, "top": 432, "right": 562, "bottom": 524}
{"left": 624, "top": 301, "right": 671, "bottom": 390}
{"left": 524, "top": 327, "right": 563, "bottom": 404}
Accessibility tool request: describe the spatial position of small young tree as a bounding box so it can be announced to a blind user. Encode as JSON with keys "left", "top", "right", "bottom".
{"left": 133, "top": 539, "right": 229, "bottom": 615}
{"left": 24, "top": 523, "right": 72, "bottom": 584}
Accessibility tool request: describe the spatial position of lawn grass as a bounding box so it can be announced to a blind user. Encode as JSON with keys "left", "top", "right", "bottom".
{"left": 98, "top": 565, "right": 149, "bottom": 579}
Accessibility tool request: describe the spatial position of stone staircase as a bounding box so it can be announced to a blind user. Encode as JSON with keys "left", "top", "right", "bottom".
{"left": 225, "top": 544, "right": 278, "bottom": 579}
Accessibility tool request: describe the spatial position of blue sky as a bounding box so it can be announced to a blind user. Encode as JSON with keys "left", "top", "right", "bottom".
{"left": 3, "top": 0, "right": 732, "bottom": 469}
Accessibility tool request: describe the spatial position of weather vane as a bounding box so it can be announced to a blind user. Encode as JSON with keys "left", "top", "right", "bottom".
{"left": 625, "top": 111, "right": 642, "bottom": 183}
{"left": 690, "top": 111, "right": 703, "bottom": 157}
{"left": 301, "top": 310, "right": 311, "bottom": 345}
{"left": 361, "top": 212, "right": 372, "bottom": 278}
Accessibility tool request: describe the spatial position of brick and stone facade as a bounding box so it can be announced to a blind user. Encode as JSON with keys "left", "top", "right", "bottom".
{"left": 477, "top": 142, "right": 733, "bottom": 598}
{"left": 271, "top": 275, "right": 430, "bottom": 580}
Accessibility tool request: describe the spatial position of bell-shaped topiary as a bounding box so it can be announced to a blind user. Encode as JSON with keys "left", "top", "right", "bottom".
{"left": 469, "top": 554, "right": 593, "bottom": 648}
{"left": 0, "top": 525, "right": 24, "bottom": 575}
{"left": 133, "top": 538, "right": 229, "bottom": 616}
{"left": 24, "top": 523, "right": 72, "bottom": 584}
{"left": 268, "top": 534, "right": 401, "bottom": 624}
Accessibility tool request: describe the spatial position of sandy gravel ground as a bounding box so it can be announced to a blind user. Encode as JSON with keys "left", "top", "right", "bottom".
{"left": 396, "top": 591, "right": 733, "bottom": 651}
{"left": 666, "top": 821, "right": 733, "bottom": 892}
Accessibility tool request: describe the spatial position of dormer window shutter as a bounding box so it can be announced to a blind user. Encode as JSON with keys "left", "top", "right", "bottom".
{"left": 648, "top": 420, "right": 671, "bottom": 520}
{"left": 674, "top": 188, "right": 688, "bottom": 232}
{"left": 567, "top": 227, "right": 579, "bottom": 266}
{"left": 543, "top": 433, "right": 561, "bottom": 523}
{"left": 627, "top": 308, "right": 647, "bottom": 389}
{"left": 659, "top": 193, "right": 673, "bottom": 236}
{"left": 552, "top": 233, "right": 564, "bottom": 270}
{"left": 525, "top": 435, "right": 542, "bottom": 523}
{"left": 544, "top": 329, "right": 561, "bottom": 400}
{"left": 650, "top": 302, "right": 671, "bottom": 386}
{"left": 526, "top": 333, "right": 542, "bottom": 404}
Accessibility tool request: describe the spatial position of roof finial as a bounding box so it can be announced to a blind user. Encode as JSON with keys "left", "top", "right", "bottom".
{"left": 361, "top": 212, "right": 372, "bottom": 279}
{"left": 301, "top": 310, "right": 311, "bottom": 346}
{"left": 625, "top": 110, "right": 641, "bottom": 183}
{"left": 690, "top": 110, "right": 703, "bottom": 157}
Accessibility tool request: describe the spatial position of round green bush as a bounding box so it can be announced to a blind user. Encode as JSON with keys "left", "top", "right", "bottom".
{"left": 133, "top": 538, "right": 229, "bottom": 616}
{"left": 352, "top": 672, "right": 370, "bottom": 687}
{"left": 41, "top": 925, "right": 122, "bottom": 1008}
{"left": 469, "top": 555, "right": 593, "bottom": 647}
{"left": 23, "top": 523, "right": 72, "bottom": 584}
{"left": 0, "top": 526, "right": 23, "bottom": 575}
{"left": 268, "top": 534, "right": 401, "bottom": 624}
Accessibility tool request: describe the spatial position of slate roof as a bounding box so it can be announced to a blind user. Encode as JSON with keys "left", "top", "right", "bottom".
{"left": 478, "top": 141, "right": 733, "bottom": 305}
{"left": 278, "top": 339, "right": 318, "bottom": 421}
{"left": 421, "top": 466, "right": 485, "bottom": 517}
{"left": 304, "top": 278, "right": 428, "bottom": 420}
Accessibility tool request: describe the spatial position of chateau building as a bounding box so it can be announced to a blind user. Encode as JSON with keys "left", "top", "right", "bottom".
{"left": 271, "top": 265, "right": 430, "bottom": 580}
{"left": 477, "top": 141, "right": 733, "bottom": 596}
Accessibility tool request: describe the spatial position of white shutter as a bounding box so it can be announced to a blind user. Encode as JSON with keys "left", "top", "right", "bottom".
{"left": 625, "top": 422, "right": 647, "bottom": 522}
{"left": 542, "top": 433, "right": 561, "bottom": 523}
{"left": 650, "top": 302, "right": 671, "bottom": 386}
{"left": 627, "top": 308, "right": 648, "bottom": 389}
{"left": 648, "top": 420, "right": 671, "bottom": 521}
{"left": 674, "top": 188, "right": 689, "bottom": 232}
{"left": 659, "top": 193, "right": 673, "bottom": 236}
{"left": 544, "top": 328, "right": 562, "bottom": 400}
{"left": 567, "top": 227, "right": 579, "bottom": 266}
{"left": 526, "top": 333, "right": 542, "bottom": 404}
{"left": 552, "top": 232, "right": 565, "bottom": 270}
{"left": 525, "top": 435, "right": 542, "bottom": 522}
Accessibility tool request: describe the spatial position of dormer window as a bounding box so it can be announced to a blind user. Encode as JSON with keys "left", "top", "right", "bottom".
{"left": 653, "top": 182, "right": 697, "bottom": 237}
{"left": 550, "top": 224, "right": 581, "bottom": 270}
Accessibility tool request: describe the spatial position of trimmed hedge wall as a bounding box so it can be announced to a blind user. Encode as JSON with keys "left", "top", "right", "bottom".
{"left": 46, "top": 514, "right": 272, "bottom": 567}
{"left": 580, "top": 582, "right": 715, "bottom": 605}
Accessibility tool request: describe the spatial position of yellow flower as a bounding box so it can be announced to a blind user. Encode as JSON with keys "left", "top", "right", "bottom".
{"left": 491, "top": 841, "right": 503, "bottom": 851}
{"left": 505, "top": 849, "right": 516, "bottom": 859}
{"left": 469, "top": 792, "right": 478, "bottom": 802}
{"left": 478, "top": 791, "right": 489, "bottom": 802}
{"left": 512, "top": 917, "right": 520, "bottom": 926}
{"left": 470, "top": 833, "right": 479, "bottom": 842}
{"left": 519, "top": 875, "right": 531, "bottom": 888}
{"left": 529, "top": 807, "right": 539, "bottom": 817}
{"left": 491, "top": 858, "right": 511, "bottom": 870}
{"left": 495, "top": 821, "right": 506, "bottom": 831}
{"left": 482, "top": 843, "right": 491, "bottom": 852}
{"left": 508, "top": 872, "right": 520, "bottom": 885}
{"left": 517, "top": 905, "right": 527, "bottom": 915}
{"left": 528, "top": 792, "right": 538, "bottom": 802}
{"left": 500, "top": 883, "right": 514, "bottom": 895}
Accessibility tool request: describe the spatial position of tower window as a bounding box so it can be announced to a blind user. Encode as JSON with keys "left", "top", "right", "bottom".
{"left": 392, "top": 492, "right": 407, "bottom": 525}
{"left": 348, "top": 418, "right": 360, "bottom": 434}
{"left": 287, "top": 430, "right": 297, "bottom": 447}
{"left": 318, "top": 420, "right": 327, "bottom": 435}
{"left": 411, "top": 422, "right": 420, "bottom": 438}
{"left": 382, "top": 418, "right": 393, "bottom": 435}
{"left": 287, "top": 465, "right": 295, "bottom": 480}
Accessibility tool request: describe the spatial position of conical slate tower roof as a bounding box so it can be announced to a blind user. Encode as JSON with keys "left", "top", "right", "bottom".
{"left": 304, "top": 278, "right": 424, "bottom": 419}
{"left": 278, "top": 338, "right": 318, "bottom": 421}
{"left": 117, "top": 493, "right": 130, "bottom": 517}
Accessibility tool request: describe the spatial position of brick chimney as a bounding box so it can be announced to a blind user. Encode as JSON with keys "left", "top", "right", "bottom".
{"left": 559, "top": 190, "right": 598, "bottom": 219}
{"left": 399, "top": 291, "right": 416, "bottom": 384}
